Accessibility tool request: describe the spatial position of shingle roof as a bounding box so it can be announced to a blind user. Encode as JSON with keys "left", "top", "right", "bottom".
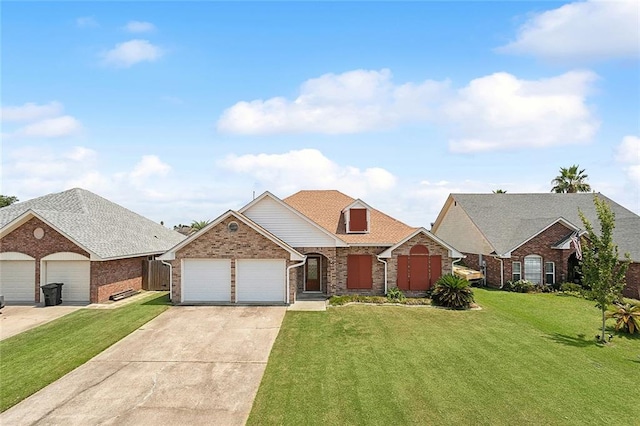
{"left": 283, "top": 190, "right": 416, "bottom": 245}
{"left": 0, "top": 188, "right": 185, "bottom": 259}
{"left": 450, "top": 193, "right": 640, "bottom": 261}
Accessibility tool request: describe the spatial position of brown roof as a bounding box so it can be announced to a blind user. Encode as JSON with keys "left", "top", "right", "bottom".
{"left": 283, "top": 190, "right": 417, "bottom": 245}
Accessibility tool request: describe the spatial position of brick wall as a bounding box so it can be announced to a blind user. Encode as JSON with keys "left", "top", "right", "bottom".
{"left": 623, "top": 263, "right": 640, "bottom": 299}
{"left": 170, "top": 215, "right": 292, "bottom": 303}
{"left": 92, "top": 257, "right": 145, "bottom": 303}
{"left": 0, "top": 217, "right": 89, "bottom": 302}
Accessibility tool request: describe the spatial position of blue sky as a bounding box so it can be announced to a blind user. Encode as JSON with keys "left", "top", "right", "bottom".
{"left": 2, "top": 1, "right": 639, "bottom": 227}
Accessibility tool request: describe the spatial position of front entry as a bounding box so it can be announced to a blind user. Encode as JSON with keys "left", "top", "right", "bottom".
{"left": 305, "top": 256, "right": 321, "bottom": 292}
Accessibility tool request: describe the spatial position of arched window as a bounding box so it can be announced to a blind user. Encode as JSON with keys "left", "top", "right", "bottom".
{"left": 524, "top": 255, "right": 542, "bottom": 284}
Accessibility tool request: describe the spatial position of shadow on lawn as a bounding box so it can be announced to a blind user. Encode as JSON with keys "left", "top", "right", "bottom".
{"left": 141, "top": 293, "right": 171, "bottom": 306}
{"left": 546, "top": 333, "right": 599, "bottom": 348}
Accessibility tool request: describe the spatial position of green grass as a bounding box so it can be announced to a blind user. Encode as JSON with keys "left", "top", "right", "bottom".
{"left": 249, "top": 289, "right": 639, "bottom": 425}
{"left": 0, "top": 293, "right": 170, "bottom": 412}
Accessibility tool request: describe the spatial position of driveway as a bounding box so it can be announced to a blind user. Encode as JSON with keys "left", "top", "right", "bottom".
{"left": 0, "top": 306, "right": 286, "bottom": 425}
{"left": 0, "top": 305, "right": 82, "bottom": 340}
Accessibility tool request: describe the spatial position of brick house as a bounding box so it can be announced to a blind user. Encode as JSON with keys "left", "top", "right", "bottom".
{"left": 0, "top": 188, "right": 185, "bottom": 304}
{"left": 160, "top": 190, "right": 462, "bottom": 304}
{"left": 431, "top": 193, "right": 640, "bottom": 299}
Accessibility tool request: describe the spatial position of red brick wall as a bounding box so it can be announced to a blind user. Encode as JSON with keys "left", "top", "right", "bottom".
{"left": 171, "top": 215, "right": 293, "bottom": 303}
{"left": 0, "top": 217, "right": 89, "bottom": 302}
{"left": 623, "top": 263, "right": 640, "bottom": 299}
{"left": 92, "top": 257, "right": 145, "bottom": 303}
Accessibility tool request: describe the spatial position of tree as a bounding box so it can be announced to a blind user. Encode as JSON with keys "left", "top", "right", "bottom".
{"left": 190, "top": 220, "right": 210, "bottom": 231}
{"left": 0, "top": 195, "right": 19, "bottom": 207}
{"left": 579, "top": 195, "right": 631, "bottom": 343}
{"left": 492, "top": 189, "right": 507, "bottom": 193}
{"left": 551, "top": 165, "right": 591, "bottom": 193}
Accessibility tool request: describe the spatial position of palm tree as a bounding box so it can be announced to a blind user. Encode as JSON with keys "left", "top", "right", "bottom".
{"left": 190, "top": 220, "right": 211, "bottom": 231}
{"left": 493, "top": 189, "right": 507, "bottom": 194}
{"left": 551, "top": 165, "right": 591, "bottom": 193}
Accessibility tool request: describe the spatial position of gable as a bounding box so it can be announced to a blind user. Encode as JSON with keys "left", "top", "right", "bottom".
{"left": 242, "top": 195, "right": 340, "bottom": 247}
{"left": 432, "top": 197, "right": 493, "bottom": 254}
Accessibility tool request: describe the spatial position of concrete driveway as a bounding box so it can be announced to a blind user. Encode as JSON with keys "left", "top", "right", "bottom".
{"left": 0, "top": 305, "right": 82, "bottom": 340}
{"left": 0, "top": 306, "right": 286, "bottom": 425}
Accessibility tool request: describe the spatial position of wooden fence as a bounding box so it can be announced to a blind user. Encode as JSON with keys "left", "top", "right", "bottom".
{"left": 142, "top": 260, "right": 171, "bottom": 291}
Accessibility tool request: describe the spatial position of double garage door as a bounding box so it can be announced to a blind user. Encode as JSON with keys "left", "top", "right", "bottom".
{"left": 0, "top": 256, "right": 90, "bottom": 303}
{"left": 182, "top": 259, "right": 285, "bottom": 304}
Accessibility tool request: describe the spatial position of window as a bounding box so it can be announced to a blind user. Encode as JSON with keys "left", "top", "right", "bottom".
{"left": 347, "top": 254, "right": 372, "bottom": 289}
{"left": 348, "top": 208, "right": 368, "bottom": 233}
{"left": 545, "top": 262, "right": 555, "bottom": 285}
{"left": 524, "top": 255, "right": 542, "bottom": 285}
{"left": 512, "top": 262, "right": 522, "bottom": 281}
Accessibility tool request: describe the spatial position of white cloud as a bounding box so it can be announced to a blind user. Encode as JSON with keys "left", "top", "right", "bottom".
{"left": 130, "top": 155, "right": 172, "bottom": 180}
{"left": 217, "top": 69, "right": 448, "bottom": 134}
{"left": 66, "top": 146, "right": 98, "bottom": 162}
{"left": 76, "top": 16, "right": 99, "bottom": 28}
{"left": 219, "top": 148, "right": 397, "bottom": 197}
{"left": 123, "top": 21, "right": 156, "bottom": 33}
{"left": 497, "top": 0, "right": 639, "bottom": 62}
{"left": 16, "top": 116, "right": 82, "bottom": 138}
{"left": 102, "top": 39, "right": 164, "bottom": 68}
{"left": 443, "top": 71, "right": 599, "bottom": 153}
{"left": 616, "top": 135, "right": 640, "bottom": 189}
{"left": 1, "top": 101, "right": 63, "bottom": 122}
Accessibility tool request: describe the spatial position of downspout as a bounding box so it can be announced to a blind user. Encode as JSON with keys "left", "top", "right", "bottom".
{"left": 161, "top": 260, "right": 173, "bottom": 301}
{"left": 376, "top": 256, "right": 388, "bottom": 295}
{"left": 286, "top": 256, "right": 307, "bottom": 305}
{"left": 498, "top": 258, "right": 504, "bottom": 289}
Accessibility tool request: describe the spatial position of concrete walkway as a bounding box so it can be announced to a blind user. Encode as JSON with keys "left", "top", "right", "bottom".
{"left": 0, "top": 306, "right": 286, "bottom": 425}
{"left": 287, "top": 300, "right": 327, "bottom": 311}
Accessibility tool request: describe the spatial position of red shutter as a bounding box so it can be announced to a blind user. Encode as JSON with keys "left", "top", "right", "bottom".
{"left": 397, "top": 255, "right": 409, "bottom": 290}
{"left": 349, "top": 209, "right": 367, "bottom": 232}
{"left": 429, "top": 255, "right": 442, "bottom": 288}
{"left": 347, "top": 254, "right": 372, "bottom": 289}
{"left": 409, "top": 254, "right": 429, "bottom": 291}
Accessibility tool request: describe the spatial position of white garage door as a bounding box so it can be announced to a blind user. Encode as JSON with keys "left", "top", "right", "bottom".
{"left": 45, "top": 261, "right": 90, "bottom": 303}
{"left": 182, "top": 259, "right": 231, "bottom": 302}
{"left": 0, "top": 260, "right": 36, "bottom": 302}
{"left": 236, "top": 259, "right": 286, "bottom": 303}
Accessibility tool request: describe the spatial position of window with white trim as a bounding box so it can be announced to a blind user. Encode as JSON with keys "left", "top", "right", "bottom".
{"left": 512, "top": 262, "right": 522, "bottom": 281}
{"left": 545, "top": 262, "right": 555, "bottom": 285}
{"left": 524, "top": 255, "right": 542, "bottom": 285}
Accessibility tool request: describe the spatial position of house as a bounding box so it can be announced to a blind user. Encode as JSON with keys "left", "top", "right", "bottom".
{"left": 160, "top": 190, "right": 463, "bottom": 304}
{"left": 431, "top": 193, "right": 640, "bottom": 299}
{"left": 0, "top": 188, "right": 185, "bottom": 304}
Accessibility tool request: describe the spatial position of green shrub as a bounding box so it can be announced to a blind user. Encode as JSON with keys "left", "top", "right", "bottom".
{"left": 431, "top": 274, "right": 475, "bottom": 310}
{"left": 386, "top": 287, "right": 406, "bottom": 302}
{"left": 607, "top": 302, "right": 640, "bottom": 334}
{"left": 402, "top": 298, "right": 431, "bottom": 305}
{"left": 561, "top": 282, "right": 583, "bottom": 293}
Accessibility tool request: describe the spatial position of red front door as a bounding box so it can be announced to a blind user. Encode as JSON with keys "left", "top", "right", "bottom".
{"left": 305, "top": 256, "right": 321, "bottom": 291}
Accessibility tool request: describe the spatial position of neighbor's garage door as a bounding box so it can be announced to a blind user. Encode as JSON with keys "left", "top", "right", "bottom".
{"left": 236, "top": 259, "right": 286, "bottom": 303}
{"left": 45, "top": 261, "right": 90, "bottom": 302}
{"left": 0, "top": 260, "right": 36, "bottom": 302}
{"left": 182, "top": 259, "right": 231, "bottom": 303}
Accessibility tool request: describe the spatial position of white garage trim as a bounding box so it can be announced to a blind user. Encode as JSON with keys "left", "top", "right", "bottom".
{"left": 42, "top": 252, "right": 90, "bottom": 261}
{"left": 43, "top": 260, "right": 91, "bottom": 303}
{"left": 0, "top": 259, "right": 36, "bottom": 302}
{"left": 0, "top": 252, "right": 35, "bottom": 261}
{"left": 182, "top": 259, "right": 231, "bottom": 303}
{"left": 236, "top": 259, "right": 286, "bottom": 304}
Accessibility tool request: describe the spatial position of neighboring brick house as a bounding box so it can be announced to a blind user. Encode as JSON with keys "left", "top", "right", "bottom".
{"left": 161, "top": 190, "right": 462, "bottom": 304}
{"left": 431, "top": 193, "right": 640, "bottom": 299}
{"left": 0, "top": 188, "right": 185, "bottom": 304}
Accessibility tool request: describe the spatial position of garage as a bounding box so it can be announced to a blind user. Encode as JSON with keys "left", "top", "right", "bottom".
{"left": 0, "top": 253, "right": 36, "bottom": 302}
{"left": 182, "top": 259, "right": 231, "bottom": 303}
{"left": 43, "top": 253, "right": 91, "bottom": 303}
{"left": 236, "top": 259, "right": 286, "bottom": 303}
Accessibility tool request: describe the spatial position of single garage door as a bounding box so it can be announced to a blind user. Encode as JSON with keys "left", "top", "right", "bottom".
{"left": 45, "top": 260, "right": 90, "bottom": 302}
{"left": 236, "top": 259, "right": 286, "bottom": 303}
{"left": 0, "top": 260, "right": 36, "bottom": 302}
{"left": 182, "top": 259, "right": 231, "bottom": 303}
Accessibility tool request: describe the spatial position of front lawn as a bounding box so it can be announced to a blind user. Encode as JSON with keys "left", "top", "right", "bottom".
{"left": 0, "top": 292, "right": 170, "bottom": 412}
{"left": 249, "top": 289, "right": 639, "bottom": 425}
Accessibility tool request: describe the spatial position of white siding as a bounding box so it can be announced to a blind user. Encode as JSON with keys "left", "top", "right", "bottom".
{"left": 182, "top": 259, "right": 231, "bottom": 303}
{"left": 0, "top": 260, "right": 36, "bottom": 302}
{"left": 45, "top": 260, "right": 90, "bottom": 302}
{"left": 243, "top": 197, "right": 336, "bottom": 247}
{"left": 236, "top": 259, "right": 285, "bottom": 303}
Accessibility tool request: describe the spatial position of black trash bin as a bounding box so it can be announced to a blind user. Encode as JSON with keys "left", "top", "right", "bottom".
{"left": 41, "top": 284, "right": 57, "bottom": 306}
{"left": 54, "top": 283, "right": 64, "bottom": 305}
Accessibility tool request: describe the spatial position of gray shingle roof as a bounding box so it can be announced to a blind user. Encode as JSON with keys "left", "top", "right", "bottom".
{"left": 451, "top": 193, "right": 640, "bottom": 261}
{"left": 0, "top": 188, "right": 185, "bottom": 259}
